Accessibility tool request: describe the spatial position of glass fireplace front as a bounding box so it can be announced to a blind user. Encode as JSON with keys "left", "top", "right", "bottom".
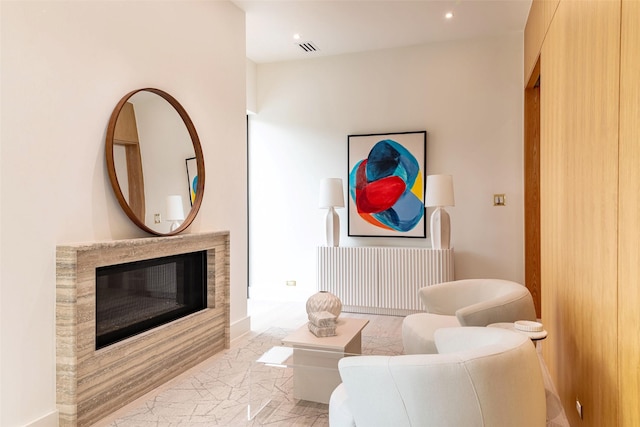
{"left": 95, "top": 250, "right": 206, "bottom": 349}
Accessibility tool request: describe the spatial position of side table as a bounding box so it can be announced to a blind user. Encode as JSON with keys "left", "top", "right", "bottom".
{"left": 281, "top": 317, "right": 369, "bottom": 404}
{"left": 488, "top": 322, "right": 548, "bottom": 341}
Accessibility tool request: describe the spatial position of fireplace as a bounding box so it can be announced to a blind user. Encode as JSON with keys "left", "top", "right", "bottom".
{"left": 95, "top": 251, "right": 206, "bottom": 349}
{"left": 56, "top": 232, "right": 230, "bottom": 427}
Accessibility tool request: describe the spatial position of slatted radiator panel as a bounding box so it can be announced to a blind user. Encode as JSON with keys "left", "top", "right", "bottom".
{"left": 317, "top": 247, "right": 454, "bottom": 316}
{"left": 316, "top": 247, "right": 378, "bottom": 308}
{"left": 379, "top": 248, "right": 454, "bottom": 311}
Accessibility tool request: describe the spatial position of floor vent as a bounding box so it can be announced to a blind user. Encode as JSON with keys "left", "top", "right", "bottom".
{"left": 298, "top": 41, "right": 319, "bottom": 53}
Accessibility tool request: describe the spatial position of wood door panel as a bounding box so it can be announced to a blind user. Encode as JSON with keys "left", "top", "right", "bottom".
{"left": 524, "top": 0, "right": 559, "bottom": 83}
{"left": 524, "top": 82, "right": 541, "bottom": 318}
{"left": 618, "top": 1, "right": 640, "bottom": 424}
{"left": 540, "top": 1, "right": 620, "bottom": 425}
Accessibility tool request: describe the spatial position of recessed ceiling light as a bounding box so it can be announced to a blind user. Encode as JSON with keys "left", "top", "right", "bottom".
{"left": 445, "top": 12, "right": 454, "bottom": 19}
{"left": 293, "top": 33, "right": 301, "bottom": 40}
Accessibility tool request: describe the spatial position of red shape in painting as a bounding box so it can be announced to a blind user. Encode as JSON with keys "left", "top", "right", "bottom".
{"left": 356, "top": 176, "right": 406, "bottom": 214}
{"left": 355, "top": 160, "right": 369, "bottom": 190}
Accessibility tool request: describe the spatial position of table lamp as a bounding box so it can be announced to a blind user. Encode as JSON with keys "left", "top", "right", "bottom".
{"left": 425, "top": 174, "right": 455, "bottom": 249}
{"left": 319, "top": 178, "right": 345, "bottom": 246}
{"left": 166, "top": 195, "right": 185, "bottom": 232}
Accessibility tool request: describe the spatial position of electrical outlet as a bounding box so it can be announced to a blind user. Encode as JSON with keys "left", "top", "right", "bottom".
{"left": 576, "top": 400, "right": 583, "bottom": 419}
{"left": 286, "top": 280, "right": 296, "bottom": 287}
{"left": 154, "top": 213, "right": 161, "bottom": 224}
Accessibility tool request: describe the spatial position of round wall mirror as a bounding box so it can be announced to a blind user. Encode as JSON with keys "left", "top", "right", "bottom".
{"left": 105, "top": 88, "right": 205, "bottom": 236}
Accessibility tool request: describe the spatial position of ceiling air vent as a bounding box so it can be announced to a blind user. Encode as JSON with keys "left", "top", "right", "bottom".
{"left": 298, "top": 41, "right": 319, "bottom": 53}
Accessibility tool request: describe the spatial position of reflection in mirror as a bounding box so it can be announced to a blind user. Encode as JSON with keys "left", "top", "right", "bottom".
{"left": 112, "top": 101, "right": 146, "bottom": 220}
{"left": 106, "top": 88, "right": 205, "bottom": 236}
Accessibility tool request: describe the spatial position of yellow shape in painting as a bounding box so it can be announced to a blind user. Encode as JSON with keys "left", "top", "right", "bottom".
{"left": 411, "top": 172, "right": 423, "bottom": 200}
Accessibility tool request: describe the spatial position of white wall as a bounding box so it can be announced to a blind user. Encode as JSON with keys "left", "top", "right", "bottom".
{"left": 249, "top": 34, "right": 524, "bottom": 298}
{"left": 246, "top": 58, "right": 258, "bottom": 114}
{"left": 0, "top": 2, "right": 247, "bottom": 426}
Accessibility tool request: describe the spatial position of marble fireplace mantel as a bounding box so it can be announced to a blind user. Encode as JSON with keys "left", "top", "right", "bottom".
{"left": 56, "top": 231, "right": 230, "bottom": 427}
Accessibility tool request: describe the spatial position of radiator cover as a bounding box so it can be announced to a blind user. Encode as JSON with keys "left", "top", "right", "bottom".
{"left": 316, "top": 247, "right": 454, "bottom": 315}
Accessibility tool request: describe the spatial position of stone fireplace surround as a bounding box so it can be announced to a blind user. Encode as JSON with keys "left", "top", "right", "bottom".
{"left": 56, "top": 231, "right": 230, "bottom": 427}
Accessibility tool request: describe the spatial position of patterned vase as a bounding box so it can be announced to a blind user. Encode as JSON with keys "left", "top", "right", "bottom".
{"left": 306, "top": 291, "right": 342, "bottom": 318}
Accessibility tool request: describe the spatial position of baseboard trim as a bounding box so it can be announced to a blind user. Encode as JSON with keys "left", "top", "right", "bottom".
{"left": 343, "top": 305, "right": 421, "bottom": 317}
{"left": 231, "top": 315, "right": 251, "bottom": 340}
{"left": 26, "top": 410, "right": 59, "bottom": 427}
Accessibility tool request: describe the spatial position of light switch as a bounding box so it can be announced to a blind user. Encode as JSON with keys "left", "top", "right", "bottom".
{"left": 576, "top": 400, "right": 583, "bottom": 419}
{"left": 493, "top": 194, "right": 506, "bottom": 206}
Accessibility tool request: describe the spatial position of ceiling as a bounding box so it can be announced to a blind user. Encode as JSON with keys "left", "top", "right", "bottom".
{"left": 233, "top": 0, "right": 533, "bottom": 64}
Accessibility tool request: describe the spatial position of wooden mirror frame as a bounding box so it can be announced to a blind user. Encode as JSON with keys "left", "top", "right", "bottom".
{"left": 105, "top": 88, "right": 205, "bottom": 236}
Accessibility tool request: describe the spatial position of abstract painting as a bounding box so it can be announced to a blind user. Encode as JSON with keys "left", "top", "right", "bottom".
{"left": 348, "top": 131, "right": 426, "bottom": 238}
{"left": 185, "top": 156, "right": 198, "bottom": 206}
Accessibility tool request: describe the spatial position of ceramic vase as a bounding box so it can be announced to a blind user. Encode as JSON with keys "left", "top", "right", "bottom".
{"left": 306, "top": 291, "right": 342, "bottom": 318}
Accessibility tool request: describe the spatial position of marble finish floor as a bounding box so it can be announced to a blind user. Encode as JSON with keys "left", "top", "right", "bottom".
{"left": 92, "top": 300, "right": 568, "bottom": 427}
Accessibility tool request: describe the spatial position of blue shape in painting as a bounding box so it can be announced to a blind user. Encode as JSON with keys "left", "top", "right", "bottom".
{"left": 366, "top": 140, "right": 420, "bottom": 190}
{"left": 348, "top": 159, "right": 364, "bottom": 202}
{"left": 366, "top": 140, "right": 402, "bottom": 179}
{"left": 373, "top": 191, "right": 424, "bottom": 231}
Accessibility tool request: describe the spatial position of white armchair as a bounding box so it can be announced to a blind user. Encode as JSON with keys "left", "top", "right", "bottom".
{"left": 402, "top": 279, "right": 537, "bottom": 354}
{"left": 329, "top": 327, "right": 546, "bottom": 427}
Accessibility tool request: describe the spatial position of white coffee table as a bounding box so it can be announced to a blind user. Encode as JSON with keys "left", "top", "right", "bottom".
{"left": 282, "top": 317, "right": 369, "bottom": 353}
{"left": 282, "top": 317, "right": 369, "bottom": 404}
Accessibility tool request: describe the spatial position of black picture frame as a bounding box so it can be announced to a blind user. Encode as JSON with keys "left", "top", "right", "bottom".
{"left": 347, "top": 131, "right": 427, "bottom": 238}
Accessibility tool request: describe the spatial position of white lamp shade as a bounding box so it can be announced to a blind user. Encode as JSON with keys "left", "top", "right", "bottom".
{"left": 425, "top": 175, "right": 455, "bottom": 207}
{"left": 166, "top": 195, "right": 185, "bottom": 221}
{"left": 319, "top": 178, "right": 345, "bottom": 208}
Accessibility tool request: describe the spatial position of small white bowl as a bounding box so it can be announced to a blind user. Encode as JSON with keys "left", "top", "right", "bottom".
{"left": 514, "top": 320, "right": 544, "bottom": 332}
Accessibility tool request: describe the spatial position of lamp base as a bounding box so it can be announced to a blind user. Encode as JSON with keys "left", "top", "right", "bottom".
{"left": 325, "top": 207, "right": 340, "bottom": 247}
{"left": 430, "top": 207, "right": 451, "bottom": 249}
{"left": 169, "top": 221, "right": 181, "bottom": 232}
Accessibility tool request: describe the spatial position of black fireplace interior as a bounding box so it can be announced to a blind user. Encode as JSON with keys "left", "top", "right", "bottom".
{"left": 96, "top": 250, "right": 206, "bottom": 349}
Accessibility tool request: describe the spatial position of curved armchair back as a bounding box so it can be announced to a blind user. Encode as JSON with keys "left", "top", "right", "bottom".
{"left": 418, "top": 278, "right": 537, "bottom": 325}
{"left": 331, "top": 327, "right": 546, "bottom": 427}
